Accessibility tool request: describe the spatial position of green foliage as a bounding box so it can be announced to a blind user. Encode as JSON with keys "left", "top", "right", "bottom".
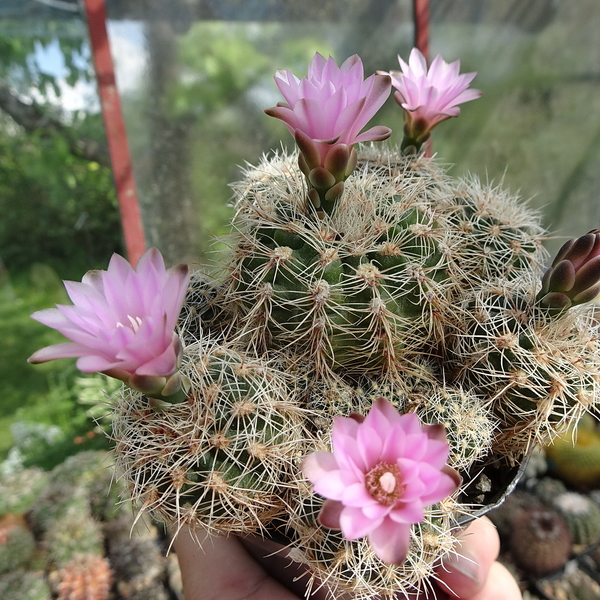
{"left": 0, "top": 114, "right": 123, "bottom": 275}
{"left": 0, "top": 272, "right": 112, "bottom": 465}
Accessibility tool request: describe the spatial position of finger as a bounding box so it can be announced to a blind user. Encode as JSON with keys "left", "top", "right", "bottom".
{"left": 434, "top": 517, "right": 500, "bottom": 599}
{"left": 466, "top": 561, "right": 522, "bottom": 600}
{"left": 172, "top": 526, "right": 302, "bottom": 600}
{"left": 240, "top": 535, "right": 335, "bottom": 600}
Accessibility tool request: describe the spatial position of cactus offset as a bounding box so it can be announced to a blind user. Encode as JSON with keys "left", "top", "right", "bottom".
{"left": 113, "top": 342, "right": 308, "bottom": 535}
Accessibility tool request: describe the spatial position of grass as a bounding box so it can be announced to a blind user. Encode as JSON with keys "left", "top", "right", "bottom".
{"left": 0, "top": 264, "right": 107, "bottom": 462}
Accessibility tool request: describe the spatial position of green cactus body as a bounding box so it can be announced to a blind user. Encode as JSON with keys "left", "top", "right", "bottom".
{"left": 179, "top": 271, "right": 231, "bottom": 345}
{"left": 0, "top": 517, "right": 36, "bottom": 574}
{"left": 45, "top": 451, "right": 127, "bottom": 520}
{"left": 113, "top": 342, "right": 308, "bottom": 535}
{"left": 44, "top": 512, "right": 104, "bottom": 568}
{"left": 227, "top": 150, "right": 462, "bottom": 376}
{"left": 30, "top": 483, "right": 90, "bottom": 534}
{"left": 0, "top": 468, "right": 49, "bottom": 518}
{"left": 545, "top": 414, "right": 600, "bottom": 488}
{"left": 532, "top": 476, "right": 568, "bottom": 507}
{"left": 551, "top": 491, "right": 600, "bottom": 547}
{"left": 112, "top": 148, "right": 600, "bottom": 599}
{"left": 407, "top": 386, "right": 496, "bottom": 471}
{"left": 0, "top": 570, "right": 52, "bottom": 600}
{"left": 449, "top": 287, "right": 600, "bottom": 457}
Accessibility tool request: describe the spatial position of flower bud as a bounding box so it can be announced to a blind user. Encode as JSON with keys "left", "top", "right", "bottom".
{"left": 537, "top": 229, "right": 600, "bottom": 310}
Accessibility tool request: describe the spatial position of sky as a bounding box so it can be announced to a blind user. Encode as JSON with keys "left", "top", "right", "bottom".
{"left": 31, "top": 20, "right": 147, "bottom": 112}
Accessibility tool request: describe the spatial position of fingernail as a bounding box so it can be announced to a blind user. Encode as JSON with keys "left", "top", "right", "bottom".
{"left": 443, "top": 550, "right": 481, "bottom": 585}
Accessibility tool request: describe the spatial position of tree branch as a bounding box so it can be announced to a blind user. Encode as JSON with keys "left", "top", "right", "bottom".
{"left": 0, "top": 80, "right": 110, "bottom": 167}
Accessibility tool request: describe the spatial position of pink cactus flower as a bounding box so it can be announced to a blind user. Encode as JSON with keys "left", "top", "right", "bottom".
{"left": 265, "top": 52, "right": 391, "bottom": 167}
{"left": 302, "top": 398, "right": 460, "bottom": 565}
{"left": 385, "top": 48, "right": 481, "bottom": 150}
{"left": 28, "top": 248, "right": 190, "bottom": 392}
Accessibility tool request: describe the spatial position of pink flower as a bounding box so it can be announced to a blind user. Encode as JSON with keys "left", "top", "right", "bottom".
{"left": 265, "top": 52, "right": 391, "bottom": 168}
{"left": 302, "top": 398, "right": 460, "bottom": 565}
{"left": 385, "top": 48, "right": 481, "bottom": 150}
{"left": 28, "top": 248, "right": 190, "bottom": 392}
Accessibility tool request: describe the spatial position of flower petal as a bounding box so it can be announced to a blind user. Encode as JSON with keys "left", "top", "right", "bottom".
{"left": 318, "top": 499, "right": 344, "bottom": 530}
{"left": 368, "top": 519, "right": 411, "bottom": 565}
{"left": 340, "top": 506, "right": 381, "bottom": 540}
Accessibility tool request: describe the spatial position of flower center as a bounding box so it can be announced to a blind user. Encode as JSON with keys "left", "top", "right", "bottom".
{"left": 116, "top": 315, "right": 143, "bottom": 332}
{"left": 365, "top": 462, "right": 404, "bottom": 506}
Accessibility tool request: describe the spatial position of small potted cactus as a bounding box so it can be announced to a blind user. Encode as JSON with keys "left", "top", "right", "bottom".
{"left": 29, "top": 48, "right": 600, "bottom": 599}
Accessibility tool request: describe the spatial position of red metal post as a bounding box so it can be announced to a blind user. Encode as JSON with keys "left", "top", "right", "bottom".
{"left": 414, "top": 0, "right": 431, "bottom": 156}
{"left": 413, "top": 0, "right": 430, "bottom": 62}
{"left": 83, "top": 0, "right": 146, "bottom": 266}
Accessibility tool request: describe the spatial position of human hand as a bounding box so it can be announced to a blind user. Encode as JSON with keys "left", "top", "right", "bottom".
{"left": 173, "top": 516, "right": 521, "bottom": 600}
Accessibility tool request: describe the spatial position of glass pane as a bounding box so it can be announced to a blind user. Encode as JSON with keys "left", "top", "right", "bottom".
{"left": 105, "top": 0, "right": 600, "bottom": 264}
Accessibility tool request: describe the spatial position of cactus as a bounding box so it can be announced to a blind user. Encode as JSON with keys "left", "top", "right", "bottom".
{"left": 52, "top": 554, "right": 113, "bottom": 600}
{"left": 531, "top": 476, "right": 568, "bottom": 507}
{"left": 30, "top": 483, "right": 90, "bottom": 534}
{"left": 551, "top": 491, "right": 600, "bottom": 547}
{"left": 538, "top": 566, "right": 600, "bottom": 600}
{"left": 0, "top": 467, "right": 49, "bottom": 518}
{"left": 545, "top": 413, "right": 600, "bottom": 488}
{"left": 286, "top": 476, "right": 458, "bottom": 599}
{"left": 509, "top": 507, "right": 571, "bottom": 576}
{"left": 486, "top": 489, "right": 544, "bottom": 541}
{"left": 49, "top": 450, "right": 127, "bottom": 521}
{"left": 0, "top": 570, "right": 52, "bottom": 600}
{"left": 406, "top": 385, "right": 496, "bottom": 471}
{"left": 104, "top": 514, "right": 169, "bottom": 600}
{"left": 44, "top": 511, "right": 104, "bottom": 568}
{"left": 112, "top": 341, "right": 308, "bottom": 535}
{"left": 0, "top": 516, "right": 36, "bottom": 574}
{"left": 226, "top": 150, "right": 463, "bottom": 376}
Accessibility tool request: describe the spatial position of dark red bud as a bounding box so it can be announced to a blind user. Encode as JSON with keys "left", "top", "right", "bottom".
{"left": 547, "top": 260, "right": 576, "bottom": 292}
{"left": 571, "top": 255, "right": 600, "bottom": 297}
{"left": 559, "top": 232, "right": 597, "bottom": 270}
